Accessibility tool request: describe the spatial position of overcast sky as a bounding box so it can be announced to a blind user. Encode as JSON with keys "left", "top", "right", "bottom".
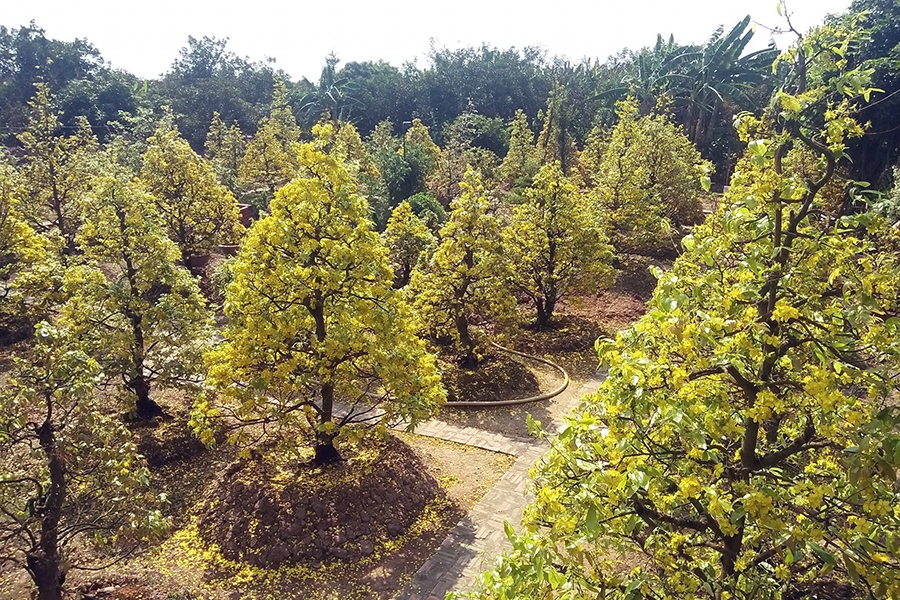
{"left": 3, "top": 0, "right": 851, "bottom": 81}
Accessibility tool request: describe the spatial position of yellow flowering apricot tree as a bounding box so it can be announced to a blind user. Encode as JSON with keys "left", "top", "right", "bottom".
{"left": 16, "top": 84, "right": 98, "bottom": 255}
{"left": 238, "top": 79, "right": 301, "bottom": 200}
{"left": 0, "top": 324, "right": 165, "bottom": 600}
{"left": 592, "top": 96, "right": 711, "bottom": 254}
{"left": 204, "top": 111, "right": 245, "bottom": 192}
{"left": 497, "top": 109, "right": 540, "bottom": 202}
{"left": 409, "top": 169, "right": 514, "bottom": 366}
{"left": 503, "top": 162, "right": 615, "bottom": 329}
{"left": 199, "top": 142, "right": 445, "bottom": 465}
{"left": 470, "top": 21, "right": 900, "bottom": 600}
{"left": 0, "top": 163, "right": 60, "bottom": 333}
{"left": 141, "top": 121, "right": 242, "bottom": 263}
{"left": 383, "top": 201, "right": 436, "bottom": 288}
{"left": 61, "top": 172, "right": 211, "bottom": 419}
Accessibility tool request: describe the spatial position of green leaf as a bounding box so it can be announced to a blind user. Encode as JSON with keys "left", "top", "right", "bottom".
{"left": 585, "top": 506, "right": 599, "bottom": 535}
{"left": 547, "top": 568, "right": 565, "bottom": 589}
{"left": 844, "top": 553, "right": 860, "bottom": 584}
{"left": 809, "top": 542, "right": 837, "bottom": 567}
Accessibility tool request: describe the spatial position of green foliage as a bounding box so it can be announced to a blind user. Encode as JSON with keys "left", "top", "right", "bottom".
{"left": 159, "top": 35, "right": 280, "bottom": 150}
{"left": 471, "top": 22, "right": 900, "bottom": 600}
{"left": 368, "top": 119, "right": 439, "bottom": 216}
{"left": 61, "top": 171, "right": 211, "bottom": 418}
{"left": 204, "top": 111, "right": 246, "bottom": 192}
{"left": 16, "top": 83, "right": 99, "bottom": 254}
{"left": 409, "top": 169, "right": 514, "bottom": 365}
{"left": 0, "top": 23, "right": 131, "bottom": 141}
{"left": 497, "top": 109, "right": 539, "bottom": 202}
{"left": 407, "top": 191, "right": 447, "bottom": 229}
{"left": 0, "top": 323, "right": 165, "bottom": 599}
{"left": 141, "top": 120, "right": 242, "bottom": 262}
{"left": 872, "top": 166, "right": 900, "bottom": 223}
{"left": 838, "top": 0, "right": 900, "bottom": 186}
{"left": 331, "top": 60, "right": 410, "bottom": 135}
{"left": 503, "top": 163, "right": 615, "bottom": 328}
{"left": 592, "top": 96, "right": 711, "bottom": 254}
{"left": 0, "top": 163, "right": 61, "bottom": 331}
{"left": 416, "top": 44, "right": 551, "bottom": 136}
{"left": 600, "top": 18, "right": 777, "bottom": 174}
{"left": 200, "top": 141, "right": 445, "bottom": 464}
{"left": 383, "top": 201, "right": 436, "bottom": 288}
{"left": 468, "top": 113, "right": 510, "bottom": 156}
{"left": 299, "top": 53, "right": 361, "bottom": 127}
{"left": 237, "top": 80, "right": 301, "bottom": 200}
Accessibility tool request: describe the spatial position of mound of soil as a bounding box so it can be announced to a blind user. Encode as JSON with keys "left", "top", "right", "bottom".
{"left": 128, "top": 391, "right": 214, "bottom": 468}
{"left": 612, "top": 254, "right": 671, "bottom": 301}
{"left": 196, "top": 437, "right": 441, "bottom": 568}
{"left": 440, "top": 351, "right": 541, "bottom": 403}
{"left": 134, "top": 418, "right": 209, "bottom": 468}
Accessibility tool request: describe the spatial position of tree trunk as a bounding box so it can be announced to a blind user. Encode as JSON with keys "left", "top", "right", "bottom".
{"left": 535, "top": 300, "right": 552, "bottom": 330}
{"left": 129, "top": 315, "right": 163, "bottom": 420}
{"left": 314, "top": 432, "right": 340, "bottom": 465}
{"left": 455, "top": 314, "right": 478, "bottom": 368}
{"left": 719, "top": 524, "right": 745, "bottom": 591}
{"left": 27, "top": 421, "right": 66, "bottom": 600}
{"left": 27, "top": 553, "right": 64, "bottom": 600}
{"left": 314, "top": 382, "right": 341, "bottom": 465}
{"left": 132, "top": 376, "right": 163, "bottom": 420}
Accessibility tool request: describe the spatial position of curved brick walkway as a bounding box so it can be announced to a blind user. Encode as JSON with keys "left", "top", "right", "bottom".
{"left": 393, "top": 372, "right": 605, "bottom": 600}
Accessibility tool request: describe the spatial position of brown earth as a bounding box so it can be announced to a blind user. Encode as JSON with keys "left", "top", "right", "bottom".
{"left": 3, "top": 431, "right": 514, "bottom": 600}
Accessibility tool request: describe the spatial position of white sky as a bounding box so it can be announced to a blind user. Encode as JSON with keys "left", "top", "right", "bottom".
{"left": 2, "top": 0, "right": 850, "bottom": 81}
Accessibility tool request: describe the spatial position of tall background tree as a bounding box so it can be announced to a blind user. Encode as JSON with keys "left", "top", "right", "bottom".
{"left": 154, "top": 35, "right": 285, "bottom": 151}
{"left": 0, "top": 23, "right": 135, "bottom": 142}
{"left": 62, "top": 173, "right": 210, "bottom": 419}
{"left": 842, "top": 0, "right": 900, "bottom": 189}
{"left": 503, "top": 162, "right": 615, "bottom": 329}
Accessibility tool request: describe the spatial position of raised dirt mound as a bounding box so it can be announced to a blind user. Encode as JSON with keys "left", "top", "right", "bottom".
{"left": 441, "top": 350, "right": 541, "bottom": 403}
{"left": 196, "top": 437, "right": 441, "bottom": 567}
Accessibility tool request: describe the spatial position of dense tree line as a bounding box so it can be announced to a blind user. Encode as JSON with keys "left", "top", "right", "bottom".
{"left": 2, "top": 1, "right": 898, "bottom": 187}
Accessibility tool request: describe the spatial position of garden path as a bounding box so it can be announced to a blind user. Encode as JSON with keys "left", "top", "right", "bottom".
{"left": 392, "top": 371, "right": 605, "bottom": 600}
